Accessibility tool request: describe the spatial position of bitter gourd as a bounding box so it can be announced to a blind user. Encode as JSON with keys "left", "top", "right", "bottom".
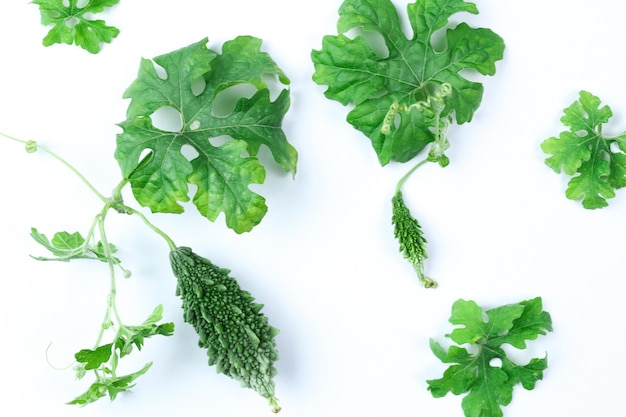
{"left": 169, "top": 246, "right": 280, "bottom": 412}
{"left": 391, "top": 190, "right": 437, "bottom": 288}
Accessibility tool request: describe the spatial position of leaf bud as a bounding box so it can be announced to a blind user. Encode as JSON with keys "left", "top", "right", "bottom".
{"left": 25, "top": 140, "right": 38, "bottom": 153}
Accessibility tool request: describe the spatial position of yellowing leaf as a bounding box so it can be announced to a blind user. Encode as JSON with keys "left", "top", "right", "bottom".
{"left": 115, "top": 37, "right": 297, "bottom": 233}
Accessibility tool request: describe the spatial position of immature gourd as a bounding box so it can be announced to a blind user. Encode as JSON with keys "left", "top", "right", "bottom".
{"left": 391, "top": 191, "right": 437, "bottom": 288}
{"left": 169, "top": 246, "right": 280, "bottom": 412}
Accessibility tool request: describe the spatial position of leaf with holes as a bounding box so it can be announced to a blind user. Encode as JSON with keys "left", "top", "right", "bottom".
{"left": 311, "top": 0, "right": 505, "bottom": 165}
{"left": 427, "top": 297, "right": 553, "bottom": 417}
{"left": 32, "top": 0, "right": 120, "bottom": 54}
{"left": 115, "top": 37, "right": 297, "bottom": 233}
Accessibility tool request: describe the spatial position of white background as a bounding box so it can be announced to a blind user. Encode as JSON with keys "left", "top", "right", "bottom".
{"left": 0, "top": 1, "right": 624, "bottom": 416}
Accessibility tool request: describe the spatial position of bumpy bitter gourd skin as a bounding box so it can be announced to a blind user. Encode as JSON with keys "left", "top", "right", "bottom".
{"left": 391, "top": 191, "right": 437, "bottom": 288}
{"left": 169, "top": 246, "right": 280, "bottom": 412}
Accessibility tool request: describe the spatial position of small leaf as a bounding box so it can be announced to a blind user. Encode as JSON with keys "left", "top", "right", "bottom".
{"left": 142, "top": 304, "right": 165, "bottom": 325}
{"left": 106, "top": 362, "right": 153, "bottom": 400}
{"left": 74, "top": 343, "right": 113, "bottom": 370}
{"left": 32, "top": 0, "right": 120, "bottom": 54}
{"left": 30, "top": 228, "right": 118, "bottom": 262}
{"left": 50, "top": 230, "right": 85, "bottom": 250}
{"left": 67, "top": 382, "right": 108, "bottom": 405}
{"left": 541, "top": 90, "right": 626, "bottom": 208}
{"left": 30, "top": 228, "right": 84, "bottom": 260}
{"left": 115, "top": 305, "right": 175, "bottom": 357}
{"left": 427, "top": 297, "right": 552, "bottom": 417}
{"left": 89, "top": 241, "right": 120, "bottom": 263}
{"left": 67, "top": 363, "right": 153, "bottom": 405}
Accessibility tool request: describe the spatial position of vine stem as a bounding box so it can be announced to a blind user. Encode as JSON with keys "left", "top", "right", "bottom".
{"left": 123, "top": 206, "right": 177, "bottom": 251}
{"left": 3, "top": 130, "right": 180, "bottom": 396}
{"left": 93, "top": 210, "right": 118, "bottom": 347}
{"left": 2, "top": 131, "right": 178, "bottom": 251}
{"left": 1, "top": 131, "right": 108, "bottom": 203}
{"left": 395, "top": 157, "right": 429, "bottom": 194}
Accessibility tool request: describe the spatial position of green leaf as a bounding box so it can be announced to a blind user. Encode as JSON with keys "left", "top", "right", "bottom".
{"left": 90, "top": 241, "right": 119, "bottom": 262}
{"left": 116, "top": 37, "right": 297, "bottom": 233}
{"left": 30, "top": 228, "right": 85, "bottom": 260}
{"left": 494, "top": 298, "right": 554, "bottom": 349}
{"left": 30, "top": 227, "right": 118, "bottom": 262}
{"left": 67, "top": 381, "right": 108, "bottom": 405}
{"left": 68, "top": 362, "right": 153, "bottom": 405}
{"left": 32, "top": 0, "right": 120, "bottom": 54}
{"left": 427, "top": 297, "right": 552, "bottom": 417}
{"left": 105, "top": 362, "right": 153, "bottom": 401}
{"left": 69, "top": 310, "right": 168, "bottom": 405}
{"left": 541, "top": 90, "right": 626, "bottom": 208}
{"left": 311, "top": 0, "right": 504, "bottom": 165}
{"left": 448, "top": 300, "right": 524, "bottom": 345}
{"left": 141, "top": 304, "right": 166, "bottom": 326}
{"left": 74, "top": 343, "right": 113, "bottom": 370}
{"left": 115, "top": 305, "right": 175, "bottom": 358}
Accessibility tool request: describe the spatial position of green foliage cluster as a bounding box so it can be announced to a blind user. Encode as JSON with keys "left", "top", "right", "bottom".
{"left": 32, "top": 0, "right": 120, "bottom": 53}
{"left": 116, "top": 37, "right": 297, "bottom": 234}
{"left": 69, "top": 306, "right": 175, "bottom": 405}
{"left": 3, "top": 33, "right": 293, "bottom": 411}
{"left": 30, "top": 228, "right": 119, "bottom": 263}
{"left": 312, "top": 0, "right": 505, "bottom": 286}
{"left": 170, "top": 247, "right": 281, "bottom": 412}
{"left": 541, "top": 90, "right": 626, "bottom": 209}
{"left": 428, "top": 298, "right": 553, "bottom": 417}
{"left": 311, "top": 0, "right": 504, "bottom": 166}
{"left": 11, "top": 0, "right": 602, "bottom": 415}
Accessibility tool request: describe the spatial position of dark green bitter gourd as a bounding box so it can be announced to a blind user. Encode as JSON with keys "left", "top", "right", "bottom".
{"left": 169, "top": 246, "right": 281, "bottom": 412}
{"left": 391, "top": 191, "right": 437, "bottom": 288}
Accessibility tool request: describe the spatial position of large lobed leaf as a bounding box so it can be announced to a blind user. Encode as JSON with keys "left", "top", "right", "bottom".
{"left": 427, "top": 297, "right": 552, "bottom": 417}
{"left": 311, "top": 0, "right": 504, "bottom": 165}
{"left": 116, "top": 37, "right": 297, "bottom": 233}
{"left": 32, "top": 0, "right": 120, "bottom": 54}
{"left": 541, "top": 90, "right": 626, "bottom": 209}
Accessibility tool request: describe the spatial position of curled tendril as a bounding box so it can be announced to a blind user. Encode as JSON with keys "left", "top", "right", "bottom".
{"left": 425, "top": 83, "right": 452, "bottom": 112}
{"left": 437, "top": 83, "right": 452, "bottom": 98}
{"left": 380, "top": 82, "right": 453, "bottom": 136}
{"left": 381, "top": 101, "right": 402, "bottom": 135}
{"left": 414, "top": 101, "right": 431, "bottom": 111}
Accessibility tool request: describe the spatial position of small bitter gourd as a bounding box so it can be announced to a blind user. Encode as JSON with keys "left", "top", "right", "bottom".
{"left": 169, "top": 246, "right": 281, "bottom": 412}
{"left": 391, "top": 191, "right": 437, "bottom": 288}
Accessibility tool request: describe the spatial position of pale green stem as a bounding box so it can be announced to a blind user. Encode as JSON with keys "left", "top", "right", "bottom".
{"left": 3, "top": 131, "right": 177, "bottom": 251}
{"left": 124, "top": 205, "right": 177, "bottom": 251}
{"left": 1, "top": 131, "right": 108, "bottom": 203}
{"left": 3, "top": 131, "right": 177, "bottom": 387}
{"left": 91, "top": 211, "right": 119, "bottom": 349}
{"left": 395, "top": 157, "right": 429, "bottom": 194}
